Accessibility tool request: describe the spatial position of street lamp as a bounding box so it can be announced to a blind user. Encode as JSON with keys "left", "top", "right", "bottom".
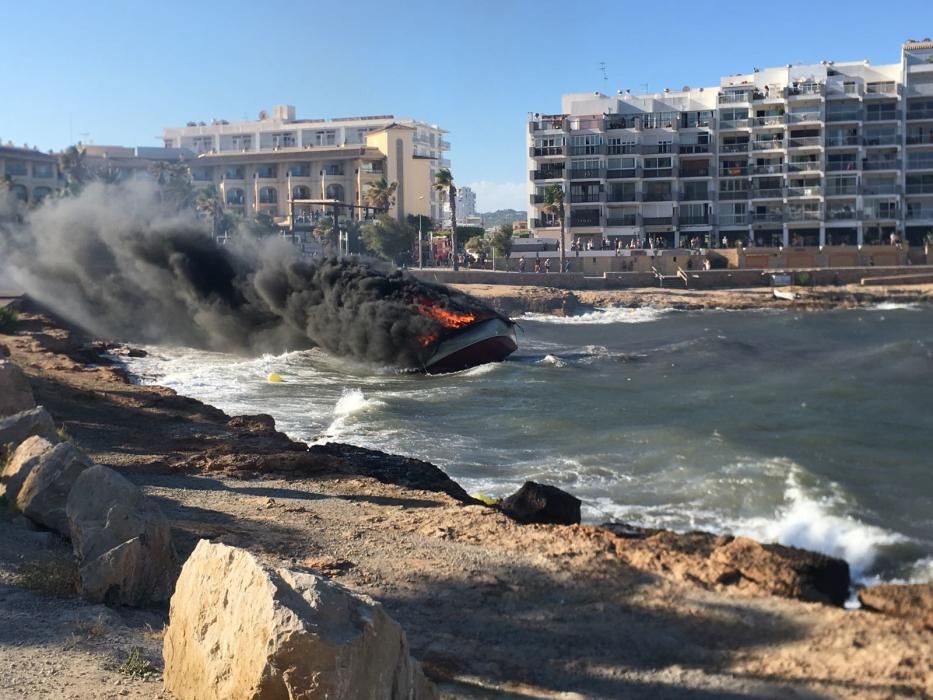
{"left": 417, "top": 194, "right": 425, "bottom": 268}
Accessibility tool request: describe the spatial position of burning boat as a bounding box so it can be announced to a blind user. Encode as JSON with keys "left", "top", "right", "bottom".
{"left": 416, "top": 298, "right": 518, "bottom": 374}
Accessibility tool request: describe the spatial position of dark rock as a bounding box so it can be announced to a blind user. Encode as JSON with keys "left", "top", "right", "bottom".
{"left": 499, "top": 481, "right": 582, "bottom": 526}
{"left": 0, "top": 359, "right": 35, "bottom": 417}
{"left": 0, "top": 406, "right": 57, "bottom": 449}
{"left": 305, "top": 443, "right": 478, "bottom": 505}
{"left": 859, "top": 583, "right": 933, "bottom": 631}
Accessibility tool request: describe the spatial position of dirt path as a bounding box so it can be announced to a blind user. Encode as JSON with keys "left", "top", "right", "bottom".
{"left": 1, "top": 306, "right": 931, "bottom": 699}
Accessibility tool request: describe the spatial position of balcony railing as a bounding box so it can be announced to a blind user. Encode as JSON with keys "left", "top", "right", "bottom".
{"left": 787, "top": 161, "right": 822, "bottom": 172}
{"left": 863, "top": 208, "right": 899, "bottom": 220}
{"left": 786, "top": 83, "right": 824, "bottom": 97}
{"left": 643, "top": 216, "right": 674, "bottom": 226}
{"left": 906, "top": 183, "right": 933, "bottom": 194}
{"left": 865, "top": 111, "right": 899, "bottom": 122}
{"left": 825, "top": 184, "right": 859, "bottom": 196}
{"left": 826, "top": 161, "right": 859, "bottom": 172}
{"left": 606, "top": 215, "right": 638, "bottom": 227}
{"left": 531, "top": 169, "right": 564, "bottom": 180}
{"left": 863, "top": 183, "right": 900, "bottom": 195}
{"left": 607, "top": 190, "right": 638, "bottom": 202}
{"left": 719, "top": 166, "right": 749, "bottom": 177}
{"left": 787, "top": 137, "right": 823, "bottom": 149}
{"left": 719, "top": 92, "right": 752, "bottom": 104}
{"left": 530, "top": 194, "right": 544, "bottom": 205}
{"left": 863, "top": 159, "right": 902, "bottom": 170}
{"left": 531, "top": 217, "right": 559, "bottom": 228}
{"left": 907, "top": 134, "right": 933, "bottom": 145}
{"left": 570, "top": 192, "right": 602, "bottom": 203}
{"left": 720, "top": 213, "right": 749, "bottom": 226}
{"left": 906, "top": 206, "right": 933, "bottom": 219}
{"left": 606, "top": 116, "right": 639, "bottom": 130}
{"left": 718, "top": 190, "right": 749, "bottom": 200}
{"left": 787, "top": 112, "right": 822, "bottom": 123}
{"left": 531, "top": 119, "right": 566, "bottom": 131}
{"left": 719, "top": 119, "right": 752, "bottom": 129}
{"left": 720, "top": 143, "right": 750, "bottom": 153}
{"left": 786, "top": 208, "right": 823, "bottom": 221}
{"left": 570, "top": 216, "right": 602, "bottom": 228}
{"left": 907, "top": 108, "right": 933, "bottom": 120}
{"left": 641, "top": 144, "right": 674, "bottom": 154}
{"left": 753, "top": 115, "right": 786, "bottom": 127}
{"left": 678, "top": 144, "right": 710, "bottom": 154}
{"left": 643, "top": 168, "right": 675, "bottom": 178}
{"left": 751, "top": 164, "right": 784, "bottom": 175}
{"left": 826, "top": 110, "right": 862, "bottom": 122}
{"left": 826, "top": 135, "right": 860, "bottom": 147}
{"left": 680, "top": 190, "right": 710, "bottom": 201}
{"left": 643, "top": 191, "right": 673, "bottom": 201}
{"left": 826, "top": 208, "right": 860, "bottom": 220}
{"left": 907, "top": 156, "right": 933, "bottom": 170}
{"left": 532, "top": 146, "right": 565, "bottom": 157}
{"left": 752, "top": 140, "right": 784, "bottom": 151}
{"left": 679, "top": 215, "right": 710, "bottom": 226}
{"left": 569, "top": 145, "right": 607, "bottom": 156}
{"left": 606, "top": 168, "right": 637, "bottom": 179}
{"left": 863, "top": 135, "right": 900, "bottom": 146}
{"left": 786, "top": 186, "right": 823, "bottom": 197}
{"left": 680, "top": 167, "right": 711, "bottom": 178}
{"left": 751, "top": 211, "right": 784, "bottom": 223}
{"left": 751, "top": 188, "right": 784, "bottom": 198}
{"left": 608, "top": 144, "right": 638, "bottom": 155}
{"left": 568, "top": 168, "right": 603, "bottom": 179}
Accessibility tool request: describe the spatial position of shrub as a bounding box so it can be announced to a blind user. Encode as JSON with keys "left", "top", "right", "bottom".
{"left": 0, "top": 306, "right": 17, "bottom": 332}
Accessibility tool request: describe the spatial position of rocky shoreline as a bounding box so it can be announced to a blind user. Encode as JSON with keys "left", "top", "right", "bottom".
{"left": 1, "top": 299, "right": 932, "bottom": 699}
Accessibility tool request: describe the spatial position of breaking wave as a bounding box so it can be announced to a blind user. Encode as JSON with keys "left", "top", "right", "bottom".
{"left": 523, "top": 307, "right": 669, "bottom": 325}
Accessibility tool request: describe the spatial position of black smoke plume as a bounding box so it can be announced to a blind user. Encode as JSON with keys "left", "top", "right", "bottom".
{"left": 0, "top": 183, "right": 501, "bottom": 368}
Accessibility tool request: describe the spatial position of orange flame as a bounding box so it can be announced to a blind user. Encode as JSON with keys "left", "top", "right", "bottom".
{"left": 415, "top": 296, "right": 484, "bottom": 349}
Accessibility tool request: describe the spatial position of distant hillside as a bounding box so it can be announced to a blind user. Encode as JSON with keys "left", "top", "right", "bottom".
{"left": 476, "top": 209, "right": 527, "bottom": 228}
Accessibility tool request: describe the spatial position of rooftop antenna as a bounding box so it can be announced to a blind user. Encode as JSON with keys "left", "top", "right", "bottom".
{"left": 599, "top": 61, "right": 608, "bottom": 86}
{"left": 640, "top": 82, "right": 649, "bottom": 94}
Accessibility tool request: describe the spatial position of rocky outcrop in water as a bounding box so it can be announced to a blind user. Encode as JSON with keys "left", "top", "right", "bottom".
{"left": 66, "top": 464, "right": 176, "bottom": 606}
{"left": 163, "top": 540, "right": 438, "bottom": 700}
{"left": 500, "top": 481, "right": 582, "bottom": 525}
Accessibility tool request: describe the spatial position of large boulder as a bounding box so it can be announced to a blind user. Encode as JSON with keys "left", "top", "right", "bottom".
{"left": 0, "top": 359, "right": 35, "bottom": 417}
{"left": 16, "top": 440, "right": 91, "bottom": 535}
{"left": 0, "top": 435, "right": 56, "bottom": 504}
{"left": 859, "top": 583, "right": 933, "bottom": 631}
{"left": 66, "top": 465, "right": 177, "bottom": 606}
{"left": 499, "top": 481, "right": 582, "bottom": 525}
{"left": 163, "top": 540, "right": 438, "bottom": 700}
{"left": 0, "top": 406, "right": 57, "bottom": 450}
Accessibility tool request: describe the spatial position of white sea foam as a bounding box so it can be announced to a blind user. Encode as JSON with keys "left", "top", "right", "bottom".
{"left": 315, "top": 388, "right": 385, "bottom": 443}
{"left": 522, "top": 306, "right": 669, "bottom": 325}
{"left": 538, "top": 353, "right": 567, "bottom": 367}
{"left": 867, "top": 302, "right": 923, "bottom": 311}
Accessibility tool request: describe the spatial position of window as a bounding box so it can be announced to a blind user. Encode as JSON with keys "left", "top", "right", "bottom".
{"left": 607, "top": 157, "right": 636, "bottom": 170}
{"left": 720, "top": 179, "right": 748, "bottom": 193}
{"left": 322, "top": 163, "right": 343, "bottom": 176}
{"left": 843, "top": 81, "right": 857, "bottom": 94}
{"left": 288, "top": 163, "right": 310, "bottom": 177}
{"left": 866, "top": 81, "right": 895, "bottom": 94}
{"left": 642, "top": 111, "right": 678, "bottom": 129}
{"left": 191, "top": 167, "right": 212, "bottom": 181}
{"left": 223, "top": 166, "right": 244, "bottom": 180}
{"left": 5, "top": 159, "right": 27, "bottom": 176}
{"left": 32, "top": 163, "right": 54, "bottom": 178}
{"left": 643, "top": 157, "right": 672, "bottom": 169}
{"left": 866, "top": 102, "right": 897, "bottom": 121}
{"left": 271, "top": 133, "right": 296, "bottom": 148}
{"left": 569, "top": 134, "right": 603, "bottom": 155}
{"left": 571, "top": 158, "right": 601, "bottom": 170}
{"left": 255, "top": 165, "right": 277, "bottom": 178}
{"left": 231, "top": 135, "right": 252, "bottom": 150}
{"left": 193, "top": 137, "right": 214, "bottom": 153}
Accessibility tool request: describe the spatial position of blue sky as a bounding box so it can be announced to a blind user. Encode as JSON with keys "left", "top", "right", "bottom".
{"left": 1, "top": 0, "right": 929, "bottom": 210}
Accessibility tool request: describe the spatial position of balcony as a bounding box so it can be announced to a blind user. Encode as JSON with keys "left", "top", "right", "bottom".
{"left": 751, "top": 188, "right": 784, "bottom": 199}
{"left": 753, "top": 115, "right": 786, "bottom": 127}
{"left": 863, "top": 159, "right": 902, "bottom": 171}
{"left": 863, "top": 135, "right": 900, "bottom": 147}
{"left": 826, "top": 160, "right": 858, "bottom": 172}
{"left": 569, "top": 145, "right": 608, "bottom": 156}
{"left": 570, "top": 216, "right": 602, "bottom": 228}
{"left": 606, "top": 214, "right": 638, "bottom": 227}
{"left": 641, "top": 144, "right": 674, "bottom": 154}
{"left": 606, "top": 116, "right": 639, "bottom": 130}
{"left": 826, "top": 110, "right": 862, "bottom": 122}
{"left": 531, "top": 118, "right": 566, "bottom": 131}
{"left": 608, "top": 144, "right": 638, "bottom": 155}
{"left": 607, "top": 190, "right": 638, "bottom": 202}
{"left": 531, "top": 146, "right": 565, "bottom": 157}
{"left": 787, "top": 112, "right": 822, "bottom": 124}
{"left": 907, "top": 107, "right": 933, "bottom": 121}
{"left": 719, "top": 119, "right": 752, "bottom": 130}
{"left": 907, "top": 155, "right": 933, "bottom": 170}
{"left": 786, "top": 186, "right": 822, "bottom": 197}
{"left": 825, "top": 184, "right": 859, "bottom": 196}
{"left": 643, "top": 190, "right": 673, "bottom": 202}
{"left": 680, "top": 167, "right": 711, "bottom": 178}
{"left": 530, "top": 194, "right": 544, "bottom": 205}
{"left": 751, "top": 211, "right": 784, "bottom": 223}
{"left": 606, "top": 168, "right": 637, "bottom": 179}
{"left": 752, "top": 140, "right": 784, "bottom": 151}
{"left": 570, "top": 192, "right": 603, "bottom": 203}
{"left": 679, "top": 215, "right": 710, "bottom": 226}
{"left": 531, "top": 218, "right": 559, "bottom": 228}
{"left": 440, "top": 140, "right": 451, "bottom": 150}
{"left": 720, "top": 213, "right": 749, "bottom": 226}
{"left": 720, "top": 143, "right": 749, "bottom": 154}
{"left": 751, "top": 164, "right": 784, "bottom": 175}
{"left": 786, "top": 208, "right": 822, "bottom": 221}
{"left": 718, "top": 190, "right": 749, "bottom": 200}
{"left": 531, "top": 169, "right": 564, "bottom": 180}
{"left": 787, "top": 137, "right": 823, "bottom": 149}
{"left": 643, "top": 216, "right": 674, "bottom": 226}
{"left": 863, "top": 183, "right": 900, "bottom": 195}
{"left": 865, "top": 111, "right": 899, "bottom": 122}
{"left": 719, "top": 92, "right": 752, "bottom": 104}
{"left": 786, "top": 83, "right": 824, "bottom": 98}
{"left": 906, "top": 205, "right": 933, "bottom": 219}
{"left": 643, "top": 168, "right": 675, "bottom": 178}
{"left": 827, "top": 207, "right": 860, "bottom": 220}
{"left": 569, "top": 168, "right": 603, "bottom": 180}
{"left": 680, "top": 189, "right": 710, "bottom": 201}
{"left": 679, "top": 143, "right": 710, "bottom": 154}
{"left": 826, "top": 135, "right": 860, "bottom": 147}
{"left": 863, "top": 208, "right": 899, "bottom": 220}
{"left": 787, "top": 161, "right": 822, "bottom": 172}
{"left": 907, "top": 133, "right": 933, "bottom": 145}
{"left": 906, "top": 183, "right": 933, "bottom": 194}
{"left": 719, "top": 166, "right": 749, "bottom": 177}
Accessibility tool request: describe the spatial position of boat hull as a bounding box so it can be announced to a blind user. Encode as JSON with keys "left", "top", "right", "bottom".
{"left": 423, "top": 317, "right": 518, "bottom": 374}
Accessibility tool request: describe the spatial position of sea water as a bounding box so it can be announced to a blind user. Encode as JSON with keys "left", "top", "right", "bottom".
{"left": 124, "top": 305, "right": 933, "bottom": 583}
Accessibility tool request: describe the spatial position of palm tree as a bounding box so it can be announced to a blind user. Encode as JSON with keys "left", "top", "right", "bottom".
{"left": 58, "top": 145, "right": 90, "bottom": 195}
{"left": 542, "top": 184, "right": 566, "bottom": 272}
{"left": 365, "top": 177, "right": 397, "bottom": 213}
{"left": 433, "top": 168, "right": 458, "bottom": 270}
{"left": 196, "top": 185, "right": 224, "bottom": 238}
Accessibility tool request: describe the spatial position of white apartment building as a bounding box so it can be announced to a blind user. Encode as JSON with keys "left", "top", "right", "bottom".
{"left": 163, "top": 105, "right": 450, "bottom": 220}
{"left": 528, "top": 40, "right": 933, "bottom": 249}
{"left": 456, "top": 186, "right": 477, "bottom": 222}
{"left": 0, "top": 144, "right": 58, "bottom": 205}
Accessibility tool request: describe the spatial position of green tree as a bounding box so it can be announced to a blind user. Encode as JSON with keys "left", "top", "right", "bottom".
{"left": 433, "top": 168, "right": 458, "bottom": 270}
{"left": 58, "top": 145, "right": 90, "bottom": 195}
{"left": 488, "top": 222, "right": 514, "bottom": 259}
{"left": 196, "top": 185, "right": 227, "bottom": 237}
{"left": 542, "top": 184, "right": 566, "bottom": 271}
{"left": 464, "top": 234, "right": 488, "bottom": 257}
{"left": 360, "top": 214, "right": 414, "bottom": 263}
{"left": 365, "top": 177, "right": 397, "bottom": 213}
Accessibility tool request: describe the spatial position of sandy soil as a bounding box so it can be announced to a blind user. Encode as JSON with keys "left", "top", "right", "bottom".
{"left": 1, "top": 305, "right": 931, "bottom": 699}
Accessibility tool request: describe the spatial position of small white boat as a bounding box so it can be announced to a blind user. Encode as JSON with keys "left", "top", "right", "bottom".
{"left": 773, "top": 289, "right": 797, "bottom": 301}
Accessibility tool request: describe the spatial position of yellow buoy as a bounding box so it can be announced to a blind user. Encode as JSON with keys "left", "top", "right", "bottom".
{"left": 266, "top": 372, "right": 283, "bottom": 383}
